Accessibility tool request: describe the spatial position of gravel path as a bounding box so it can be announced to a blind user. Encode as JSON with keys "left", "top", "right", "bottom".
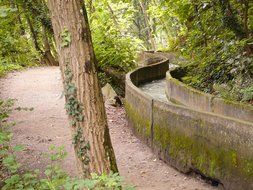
{"left": 0, "top": 67, "right": 219, "bottom": 190}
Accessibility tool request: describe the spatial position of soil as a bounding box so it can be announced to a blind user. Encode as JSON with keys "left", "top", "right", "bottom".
{"left": 0, "top": 67, "right": 220, "bottom": 190}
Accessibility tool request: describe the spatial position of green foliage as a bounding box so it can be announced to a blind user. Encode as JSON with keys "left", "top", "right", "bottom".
{"left": 64, "top": 173, "right": 134, "bottom": 190}
{"left": 0, "top": 99, "right": 134, "bottom": 190}
{"left": 147, "top": 0, "right": 253, "bottom": 103}
{"left": 241, "top": 86, "right": 253, "bottom": 102}
{"left": 0, "top": 99, "right": 16, "bottom": 183}
{"left": 2, "top": 146, "right": 132, "bottom": 190}
{"left": 0, "top": 4, "right": 39, "bottom": 77}
{"left": 64, "top": 66, "right": 84, "bottom": 125}
{"left": 61, "top": 28, "right": 71, "bottom": 47}
{"left": 0, "top": 62, "right": 22, "bottom": 77}
{"left": 88, "top": 0, "right": 142, "bottom": 72}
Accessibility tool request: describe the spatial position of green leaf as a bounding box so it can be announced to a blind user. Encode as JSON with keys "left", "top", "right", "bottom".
{"left": 61, "top": 28, "right": 71, "bottom": 47}
{"left": 4, "top": 174, "right": 20, "bottom": 185}
{"left": 3, "top": 154, "right": 20, "bottom": 173}
{"left": 13, "top": 145, "right": 24, "bottom": 152}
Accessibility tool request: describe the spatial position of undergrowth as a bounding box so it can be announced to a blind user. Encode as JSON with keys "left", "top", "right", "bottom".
{"left": 179, "top": 41, "right": 253, "bottom": 104}
{"left": 0, "top": 99, "right": 135, "bottom": 190}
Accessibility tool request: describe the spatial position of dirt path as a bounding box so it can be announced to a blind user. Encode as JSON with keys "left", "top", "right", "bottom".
{"left": 0, "top": 67, "right": 219, "bottom": 190}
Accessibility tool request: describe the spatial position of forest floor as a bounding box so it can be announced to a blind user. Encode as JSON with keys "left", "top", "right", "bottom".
{"left": 0, "top": 67, "right": 220, "bottom": 190}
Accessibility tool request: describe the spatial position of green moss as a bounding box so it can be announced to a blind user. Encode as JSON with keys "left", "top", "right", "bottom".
{"left": 243, "top": 159, "right": 253, "bottom": 176}
{"left": 125, "top": 101, "right": 151, "bottom": 138}
{"left": 153, "top": 120, "right": 253, "bottom": 179}
{"left": 125, "top": 89, "right": 253, "bottom": 185}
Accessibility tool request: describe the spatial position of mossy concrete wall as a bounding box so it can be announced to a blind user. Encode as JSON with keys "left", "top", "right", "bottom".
{"left": 166, "top": 71, "right": 253, "bottom": 123}
{"left": 125, "top": 56, "right": 169, "bottom": 144}
{"left": 125, "top": 56, "right": 253, "bottom": 190}
{"left": 125, "top": 85, "right": 153, "bottom": 146}
{"left": 152, "top": 100, "right": 253, "bottom": 190}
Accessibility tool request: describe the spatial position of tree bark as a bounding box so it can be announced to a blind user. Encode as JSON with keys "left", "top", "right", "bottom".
{"left": 16, "top": 5, "right": 26, "bottom": 35}
{"left": 139, "top": 1, "right": 156, "bottom": 50}
{"left": 42, "top": 25, "right": 59, "bottom": 66}
{"left": 242, "top": 0, "right": 249, "bottom": 37}
{"left": 47, "top": 0, "right": 118, "bottom": 177}
{"left": 22, "top": 3, "right": 42, "bottom": 53}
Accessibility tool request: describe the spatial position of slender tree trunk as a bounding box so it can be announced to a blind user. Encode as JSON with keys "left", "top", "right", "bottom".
{"left": 133, "top": 0, "right": 149, "bottom": 47}
{"left": 22, "top": 3, "right": 42, "bottom": 53}
{"left": 16, "top": 5, "right": 26, "bottom": 35}
{"left": 151, "top": 0, "right": 170, "bottom": 35}
{"left": 139, "top": 1, "right": 156, "bottom": 50}
{"left": 42, "top": 26, "right": 59, "bottom": 66}
{"left": 10, "top": 1, "right": 25, "bottom": 35}
{"left": 107, "top": 3, "right": 119, "bottom": 28}
{"left": 242, "top": 0, "right": 249, "bottom": 37}
{"left": 27, "top": 16, "right": 41, "bottom": 52}
{"left": 47, "top": 0, "right": 118, "bottom": 177}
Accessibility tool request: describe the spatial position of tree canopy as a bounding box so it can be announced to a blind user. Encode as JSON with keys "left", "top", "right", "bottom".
{"left": 0, "top": 0, "right": 252, "bottom": 100}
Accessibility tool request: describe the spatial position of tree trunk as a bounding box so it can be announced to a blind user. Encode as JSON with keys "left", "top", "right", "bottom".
{"left": 139, "top": 1, "right": 156, "bottom": 50}
{"left": 27, "top": 16, "right": 41, "bottom": 52}
{"left": 47, "top": 0, "right": 118, "bottom": 177}
{"left": 23, "top": 3, "right": 42, "bottom": 53}
{"left": 42, "top": 25, "right": 59, "bottom": 66}
{"left": 242, "top": 0, "right": 249, "bottom": 37}
{"left": 16, "top": 5, "right": 26, "bottom": 35}
{"left": 107, "top": 3, "right": 119, "bottom": 28}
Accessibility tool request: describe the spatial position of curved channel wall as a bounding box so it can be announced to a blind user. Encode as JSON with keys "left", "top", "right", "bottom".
{"left": 166, "top": 70, "right": 253, "bottom": 123}
{"left": 125, "top": 55, "right": 253, "bottom": 190}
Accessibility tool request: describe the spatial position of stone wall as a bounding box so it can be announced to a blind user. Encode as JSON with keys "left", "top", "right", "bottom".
{"left": 125, "top": 55, "right": 253, "bottom": 190}
{"left": 166, "top": 71, "right": 253, "bottom": 123}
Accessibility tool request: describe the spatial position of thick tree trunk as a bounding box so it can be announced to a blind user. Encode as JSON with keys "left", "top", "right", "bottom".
{"left": 47, "top": 0, "right": 118, "bottom": 177}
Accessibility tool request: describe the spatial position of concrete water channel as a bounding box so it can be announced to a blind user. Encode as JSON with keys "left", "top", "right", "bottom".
{"left": 138, "top": 63, "right": 179, "bottom": 102}
{"left": 125, "top": 52, "right": 253, "bottom": 190}
{"left": 139, "top": 79, "right": 167, "bottom": 102}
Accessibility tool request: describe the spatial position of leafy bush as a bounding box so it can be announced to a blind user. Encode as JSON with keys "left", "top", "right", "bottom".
{"left": 181, "top": 40, "right": 253, "bottom": 103}
{"left": 90, "top": 0, "right": 142, "bottom": 72}
{"left": 0, "top": 61, "right": 22, "bottom": 77}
